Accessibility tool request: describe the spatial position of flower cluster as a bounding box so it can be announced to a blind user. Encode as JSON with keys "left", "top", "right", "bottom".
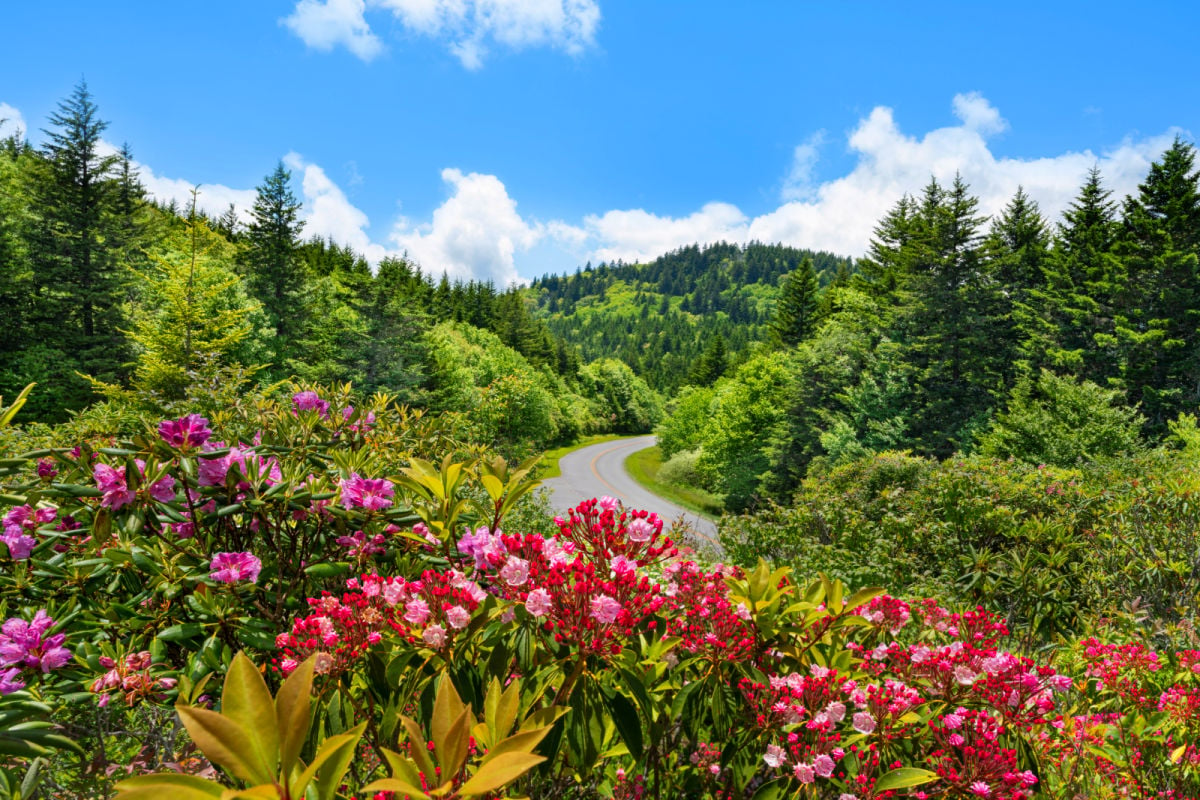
{"left": 2, "top": 504, "right": 55, "bottom": 560}
{"left": 157, "top": 414, "right": 213, "bottom": 450}
{"left": 209, "top": 551, "right": 262, "bottom": 584}
{"left": 339, "top": 473, "right": 394, "bottom": 511}
{"left": 662, "top": 560, "right": 756, "bottom": 661}
{"left": 94, "top": 460, "right": 178, "bottom": 511}
{"left": 89, "top": 651, "right": 177, "bottom": 707}
{"left": 0, "top": 610, "right": 71, "bottom": 694}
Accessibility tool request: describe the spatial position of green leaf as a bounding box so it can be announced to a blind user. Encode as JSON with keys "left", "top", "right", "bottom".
{"left": 604, "top": 690, "right": 643, "bottom": 760}
{"left": 361, "top": 778, "right": 431, "bottom": 800}
{"left": 157, "top": 623, "right": 205, "bottom": 643}
{"left": 874, "top": 767, "right": 941, "bottom": 791}
{"left": 310, "top": 723, "right": 367, "bottom": 800}
{"left": 457, "top": 752, "right": 545, "bottom": 797}
{"left": 750, "top": 778, "right": 787, "bottom": 800}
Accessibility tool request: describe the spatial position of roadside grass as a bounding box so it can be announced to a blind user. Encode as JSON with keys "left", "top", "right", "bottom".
{"left": 537, "top": 434, "right": 633, "bottom": 479}
{"left": 624, "top": 445, "right": 724, "bottom": 519}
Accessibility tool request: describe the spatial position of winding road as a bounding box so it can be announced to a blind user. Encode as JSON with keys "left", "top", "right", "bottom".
{"left": 541, "top": 435, "right": 722, "bottom": 553}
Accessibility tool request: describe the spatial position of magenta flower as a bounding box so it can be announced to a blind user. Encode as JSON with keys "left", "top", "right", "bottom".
{"left": 336, "top": 530, "right": 386, "bottom": 559}
{"left": 197, "top": 444, "right": 232, "bottom": 487}
{"left": 340, "top": 473, "right": 394, "bottom": 511}
{"left": 0, "top": 667, "right": 24, "bottom": 694}
{"left": 209, "top": 552, "right": 262, "bottom": 584}
{"left": 1, "top": 531, "right": 34, "bottom": 560}
{"left": 0, "top": 610, "right": 71, "bottom": 674}
{"left": 525, "top": 588, "right": 552, "bottom": 618}
{"left": 94, "top": 463, "right": 136, "bottom": 510}
{"left": 590, "top": 594, "right": 622, "bottom": 625}
{"left": 157, "top": 414, "right": 212, "bottom": 449}
{"left": 626, "top": 518, "right": 655, "bottom": 543}
{"left": 422, "top": 623, "right": 447, "bottom": 648}
{"left": 136, "top": 461, "right": 177, "bottom": 503}
{"left": 292, "top": 391, "right": 330, "bottom": 418}
{"left": 793, "top": 763, "right": 815, "bottom": 783}
{"left": 36, "top": 459, "right": 57, "bottom": 480}
{"left": 813, "top": 754, "right": 835, "bottom": 778}
{"left": 852, "top": 712, "right": 876, "bottom": 734}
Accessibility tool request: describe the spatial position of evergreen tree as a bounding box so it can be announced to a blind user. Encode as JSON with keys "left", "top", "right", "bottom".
{"left": 986, "top": 187, "right": 1051, "bottom": 384}
{"left": 1035, "top": 168, "right": 1123, "bottom": 382}
{"left": 687, "top": 334, "right": 727, "bottom": 386}
{"left": 1115, "top": 138, "right": 1200, "bottom": 431}
{"left": 26, "top": 81, "right": 129, "bottom": 414}
{"left": 241, "top": 161, "right": 305, "bottom": 362}
{"left": 770, "top": 257, "right": 820, "bottom": 347}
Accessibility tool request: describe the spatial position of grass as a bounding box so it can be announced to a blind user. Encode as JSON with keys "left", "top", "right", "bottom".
{"left": 537, "top": 434, "right": 633, "bottom": 479}
{"left": 624, "top": 445, "right": 724, "bottom": 519}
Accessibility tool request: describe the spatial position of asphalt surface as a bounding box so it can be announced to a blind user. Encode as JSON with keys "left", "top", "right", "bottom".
{"left": 540, "top": 435, "right": 722, "bottom": 555}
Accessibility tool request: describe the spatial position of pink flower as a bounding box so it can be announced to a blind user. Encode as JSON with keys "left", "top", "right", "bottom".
{"left": 611, "top": 555, "right": 637, "bottom": 576}
{"left": 525, "top": 588, "right": 552, "bottom": 618}
{"left": 404, "top": 598, "right": 431, "bottom": 626}
{"left": 94, "top": 464, "right": 136, "bottom": 510}
{"left": 948, "top": 733, "right": 965, "bottom": 746}
{"left": 590, "top": 594, "right": 622, "bottom": 625}
{"left": 36, "top": 459, "right": 57, "bottom": 480}
{"left": 158, "top": 414, "right": 212, "bottom": 449}
{"left": 852, "top": 712, "right": 876, "bottom": 734}
{"left": 626, "top": 518, "right": 654, "bottom": 543}
{"left": 763, "top": 744, "right": 787, "bottom": 768}
{"left": 292, "top": 391, "right": 330, "bottom": 418}
{"left": 423, "top": 624, "right": 447, "bottom": 648}
{"left": 500, "top": 556, "right": 530, "bottom": 586}
{"left": 970, "top": 782, "right": 991, "bottom": 797}
{"left": 340, "top": 473, "right": 394, "bottom": 511}
{"left": 599, "top": 496, "right": 619, "bottom": 511}
{"left": 0, "top": 610, "right": 70, "bottom": 675}
{"left": 209, "top": 552, "right": 262, "bottom": 584}
{"left": 813, "top": 754, "right": 835, "bottom": 778}
{"left": 793, "top": 762, "right": 815, "bottom": 783}
{"left": 445, "top": 606, "right": 471, "bottom": 629}
{"left": 825, "top": 701, "right": 846, "bottom": 723}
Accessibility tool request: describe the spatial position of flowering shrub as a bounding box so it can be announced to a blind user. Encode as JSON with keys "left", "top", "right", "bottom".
{"left": 0, "top": 386, "right": 1198, "bottom": 798}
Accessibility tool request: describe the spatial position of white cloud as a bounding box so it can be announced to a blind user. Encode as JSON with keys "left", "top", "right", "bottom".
{"left": 283, "top": 0, "right": 383, "bottom": 61}
{"left": 572, "top": 93, "right": 1182, "bottom": 263}
{"left": 390, "top": 168, "right": 543, "bottom": 285}
{"left": 0, "top": 103, "right": 26, "bottom": 139}
{"left": 283, "top": 0, "right": 600, "bottom": 68}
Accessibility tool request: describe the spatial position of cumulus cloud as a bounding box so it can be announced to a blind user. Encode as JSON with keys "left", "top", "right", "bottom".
{"left": 573, "top": 93, "right": 1182, "bottom": 263}
{"left": 284, "top": 152, "right": 390, "bottom": 262}
{"left": 390, "top": 168, "right": 543, "bottom": 285}
{"left": 283, "top": 0, "right": 383, "bottom": 60}
{"left": 283, "top": 0, "right": 600, "bottom": 68}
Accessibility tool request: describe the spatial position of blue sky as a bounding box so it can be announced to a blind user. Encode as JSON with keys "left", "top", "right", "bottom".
{"left": 1, "top": 1, "right": 1197, "bottom": 285}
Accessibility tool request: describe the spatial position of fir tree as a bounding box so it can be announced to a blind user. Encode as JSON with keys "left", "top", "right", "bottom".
{"left": 770, "top": 257, "right": 820, "bottom": 347}
{"left": 241, "top": 161, "right": 305, "bottom": 360}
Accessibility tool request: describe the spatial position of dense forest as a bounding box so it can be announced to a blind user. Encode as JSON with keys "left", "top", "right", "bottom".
{"left": 531, "top": 243, "right": 851, "bottom": 390}
{"left": 653, "top": 143, "right": 1200, "bottom": 510}
{"left": 0, "top": 84, "right": 661, "bottom": 453}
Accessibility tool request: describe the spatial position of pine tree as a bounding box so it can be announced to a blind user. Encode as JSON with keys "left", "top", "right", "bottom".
{"left": 687, "top": 333, "right": 727, "bottom": 386}
{"left": 770, "top": 257, "right": 820, "bottom": 347}
{"left": 241, "top": 161, "right": 305, "bottom": 361}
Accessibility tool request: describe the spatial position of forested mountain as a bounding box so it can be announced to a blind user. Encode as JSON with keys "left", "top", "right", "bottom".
{"left": 530, "top": 243, "right": 853, "bottom": 390}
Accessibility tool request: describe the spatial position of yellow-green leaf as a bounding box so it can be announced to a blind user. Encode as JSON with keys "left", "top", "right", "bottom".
{"left": 874, "top": 767, "right": 940, "bottom": 791}
{"left": 176, "top": 706, "right": 269, "bottom": 785}
{"left": 114, "top": 773, "right": 225, "bottom": 800}
{"left": 432, "top": 677, "right": 465, "bottom": 753}
{"left": 481, "top": 725, "right": 554, "bottom": 765}
{"left": 313, "top": 723, "right": 367, "bottom": 800}
{"left": 275, "top": 656, "right": 315, "bottom": 779}
{"left": 399, "top": 715, "right": 436, "bottom": 781}
{"left": 381, "top": 748, "right": 424, "bottom": 787}
{"left": 438, "top": 708, "right": 471, "bottom": 780}
{"left": 222, "top": 653, "right": 279, "bottom": 781}
{"left": 361, "top": 778, "right": 431, "bottom": 800}
{"left": 457, "top": 752, "right": 545, "bottom": 797}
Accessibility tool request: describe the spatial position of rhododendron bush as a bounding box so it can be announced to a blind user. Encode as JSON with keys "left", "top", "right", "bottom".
{"left": 0, "top": 387, "right": 1197, "bottom": 798}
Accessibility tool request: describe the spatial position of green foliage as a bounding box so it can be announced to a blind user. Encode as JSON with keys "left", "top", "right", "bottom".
{"left": 976, "top": 369, "right": 1147, "bottom": 466}
{"left": 575, "top": 358, "right": 663, "bottom": 435}
{"left": 768, "top": 256, "right": 820, "bottom": 347}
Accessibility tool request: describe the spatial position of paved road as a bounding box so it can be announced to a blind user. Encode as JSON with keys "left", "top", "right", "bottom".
{"left": 540, "top": 435, "right": 722, "bottom": 554}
